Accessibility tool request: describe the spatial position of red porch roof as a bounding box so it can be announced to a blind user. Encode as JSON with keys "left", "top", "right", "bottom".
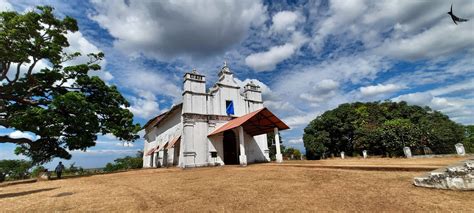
{"left": 167, "top": 135, "right": 181, "bottom": 149}
{"left": 208, "top": 108, "right": 289, "bottom": 137}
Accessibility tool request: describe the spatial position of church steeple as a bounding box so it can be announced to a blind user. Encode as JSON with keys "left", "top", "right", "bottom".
{"left": 216, "top": 61, "right": 239, "bottom": 88}
{"left": 218, "top": 61, "right": 233, "bottom": 77}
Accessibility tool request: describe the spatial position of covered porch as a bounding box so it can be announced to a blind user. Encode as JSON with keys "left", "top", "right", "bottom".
{"left": 208, "top": 108, "right": 289, "bottom": 166}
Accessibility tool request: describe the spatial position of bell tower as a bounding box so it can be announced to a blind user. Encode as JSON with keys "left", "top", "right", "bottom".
{"left": 243, "top": 81, "right": 263, "bottom": 112}
{"left": 182, "top": 69, "right": 206, "bottom": 115}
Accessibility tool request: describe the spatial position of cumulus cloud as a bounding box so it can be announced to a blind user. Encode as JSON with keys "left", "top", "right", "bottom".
{"left": 235, "top": 78, "right": 272, "bottom": 95}
{"left": 8, "top": 130, "right": 38, "bottom": 141}
{"left": 299, "top": 79, "right": 340, "bottom": 103}
{"left": 271, "top": 10, "right": 301, "bottom": 33}
{"left": 312, "top": 0, "right": 474, "bottom": 59}
{"left": 65, "top": 31, "right": 114, "bottom": 81}
{"left": 283, "top": 114, "right": 316, "bottom": 127}
{"left": 122, "top": 70, "right": 181, "bottom": 100}
{"left": 128, "top": 90, "right": 162, "bottom": 119}
{"left": 377, "top": 22, "right": 474, "bottom": 60}
{"left": 288, "top": 138, "right": 303, "bottom": 144}
{"left": 393, "top": 79, "right": 474, "bottom": 124}
{"left": 0, "top": 0, "right": 13, "bottom": 11}
{"left": 359, "top": 83, "right": 405, "bottom": 96}
{"left": 90, "top": 0, "right": 267, "bottom": 59}
{"left": 245, "top": 31, "right": 308, "bottom": 71}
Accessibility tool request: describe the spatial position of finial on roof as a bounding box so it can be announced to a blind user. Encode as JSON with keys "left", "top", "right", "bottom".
{"left": 224, "top": 61, "right": 227, "bottom": 67}
{"left": 192, "top": 68, "right": 197, "bottom": 73}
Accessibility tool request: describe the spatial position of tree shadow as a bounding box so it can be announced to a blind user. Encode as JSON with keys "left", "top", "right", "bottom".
{"left": 0, "top": 187, "right": 58, "bottom": 199}
{"left": 53, "top": 192, "right": 74, "bottom": 197}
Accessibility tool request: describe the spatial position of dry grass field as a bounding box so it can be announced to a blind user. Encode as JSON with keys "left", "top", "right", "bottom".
{"left": 0, "top": 157, "right": 472, "bottom": 212}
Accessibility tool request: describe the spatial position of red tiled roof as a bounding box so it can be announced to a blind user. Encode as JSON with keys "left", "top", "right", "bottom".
{"left": 145, "top": 146, "right": 158, "bottom": 156}
{"left": 208, "top": 107, "right": 289, "bottom": 137}
{"left": 167, "top": 135, "right": 181, "bottom": 149}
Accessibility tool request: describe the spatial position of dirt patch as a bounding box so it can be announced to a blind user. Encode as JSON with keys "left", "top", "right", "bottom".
{"left": 0, "top": 157, "right": 472, "bottom": 212}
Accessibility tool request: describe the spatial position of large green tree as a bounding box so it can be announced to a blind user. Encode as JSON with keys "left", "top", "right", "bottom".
{"left": 0, "top": 6, "right": 140, "bottom": 164}
{"left": 304, "top": 101, "right": 465, "bottom": 159}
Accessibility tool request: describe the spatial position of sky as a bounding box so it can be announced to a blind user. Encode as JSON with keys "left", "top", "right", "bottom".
{"left": 1, "top": 0, "right": 473, "bottom": 169}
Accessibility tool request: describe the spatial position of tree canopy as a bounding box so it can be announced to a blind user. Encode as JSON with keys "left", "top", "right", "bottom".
{"left": 0, "top": 6, "right": 140, "bottom": 164}
{"left": 303, "top": 101, "right": 466, "bottom": 159}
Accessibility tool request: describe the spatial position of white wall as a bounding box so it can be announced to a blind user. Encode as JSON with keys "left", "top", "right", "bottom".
{"left": 143, "top": 108, "right": 182, "bottom": 168}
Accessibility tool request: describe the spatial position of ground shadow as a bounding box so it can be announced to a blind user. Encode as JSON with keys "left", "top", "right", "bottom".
{"left": 0, "top": 187, "right": 58, "bottom": 199}
{"left": 53, "top": 192, "right": 74, "bottom": 197}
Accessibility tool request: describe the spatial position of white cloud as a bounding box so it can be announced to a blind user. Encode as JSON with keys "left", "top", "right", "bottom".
{"left": 122, "top": 70, "right": 181, "bottom": 100}
{"left": 312, "top": 0, "right": 474, "bottom": 60}
{"left": 271, "top": 11, "right": 301, "bottom": 33}
{"left": 8, "top": 130, "right": 38, "bottom": 141}
{"left": 393, "top": 79, "right": 474, "bottom": 124}
{"left": 299, "top": 79, "right": 340, "bottom": 103}
{"left": 377, "top": 22, "right": 474, "bottom": 60}
{"left": 64, "top": 31, "right": 113, "bottom": 82}
{"left": 429, "top": 79, "right": 474, "bottom": 96}
{"left": 235, "top": 78, "right": 272, "bottom": 95}
{"left": 288, "top": 138, "right": 303, "bottom": 144}
{"left": 128, "top": 90, "right": 162, "bottom": 119}
{"left": 0, "top": 0, "right": 13, "bottom": 11}
{"left": 245, "top": 31, "right": 308, "bottom": 71}
{"left": 283, "top": 114, "right": 316, "bottom": 127}
{"left": 90, "top": 0, "right": 267, "bottom": 59}
{"left": 359, "top": 83, "right": 405, "bottom": 96}
{"left": 116, "top": 142, "right": 134, "bottom": 147}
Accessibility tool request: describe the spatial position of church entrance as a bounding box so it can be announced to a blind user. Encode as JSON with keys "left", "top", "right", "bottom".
{"left": 223, "top": 130, "right": 238, "bottom": 165}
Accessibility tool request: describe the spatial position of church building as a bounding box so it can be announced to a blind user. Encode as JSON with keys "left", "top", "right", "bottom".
{"left": 142, "top": 63, "right": 289, "bottom": 168}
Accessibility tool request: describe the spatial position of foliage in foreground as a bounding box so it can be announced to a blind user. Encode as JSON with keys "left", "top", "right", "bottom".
{"left": 304, "top": 101, "right": 466, "bottom": 159}
{"left": 0, "top": 6, "right": 140, "bottom": 164}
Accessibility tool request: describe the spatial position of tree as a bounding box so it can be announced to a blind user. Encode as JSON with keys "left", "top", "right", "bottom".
{"left": 0, "top": 6, "right": 141, "bottom": 164}
{"left": 463, "top": 125, "right": 474, "bottom": 153}
{"left": 378, "top": 119, "right": 419, "bottom": 156}
{"left": 0, "top": 159, "right": 32, "bottom": 182}
{"left": 267, "top": 133, "right": 284, "bottom": 161}
{"left": 303, "top": 101, "right": 465, "bottom": 159}
{"left": 283, "top": 147, "right": 301, "bottom": 159}
{"left": 103, "top": 152, "right": 143, "bottom": 172}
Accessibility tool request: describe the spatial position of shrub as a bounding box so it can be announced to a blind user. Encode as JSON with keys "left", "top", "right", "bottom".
{"left": 0, "top": 160, "right": 32, "bottom": 182}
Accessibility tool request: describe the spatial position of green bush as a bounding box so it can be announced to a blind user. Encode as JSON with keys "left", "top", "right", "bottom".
{"left": 103, "top": 154, "right": 143, "bottom": 172}
{"left": 31, "top": 166, "right": 46, "bottom": 178}
{"left": 0, "top": 160, "right": 32, "bottom": 182}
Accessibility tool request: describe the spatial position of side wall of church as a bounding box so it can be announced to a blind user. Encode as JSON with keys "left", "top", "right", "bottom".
{"left": 143, "top": 108, "right": 182, "bottom": 168}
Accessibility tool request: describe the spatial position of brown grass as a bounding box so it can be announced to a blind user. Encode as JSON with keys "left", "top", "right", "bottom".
{"left": 0, "top": 157, "right": 472, "bottom": 212}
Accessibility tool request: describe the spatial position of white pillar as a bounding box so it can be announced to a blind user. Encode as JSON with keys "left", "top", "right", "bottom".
{"left": 238, "top": 126, "right": 247, "bottom": 166}
{"left": 181, "top": 121, "right": 195, "bottom": 168}
{"left": 274, "top": 127, "right": 283, "bottom": 163}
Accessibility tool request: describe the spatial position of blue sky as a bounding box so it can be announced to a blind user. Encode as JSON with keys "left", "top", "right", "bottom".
{"left": 1, "top": 0, "right": 473, "bottom": 169}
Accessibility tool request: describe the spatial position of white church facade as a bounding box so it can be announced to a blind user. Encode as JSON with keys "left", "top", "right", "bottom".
{"left": 142, "top": 63, "right": 289, "bottom": 168}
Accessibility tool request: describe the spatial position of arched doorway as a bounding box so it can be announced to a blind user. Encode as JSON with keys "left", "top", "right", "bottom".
{"left": 223, "top": 130, "right": 238, "bottom": 165}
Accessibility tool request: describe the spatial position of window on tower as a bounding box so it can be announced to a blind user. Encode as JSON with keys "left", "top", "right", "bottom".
{"left": 226, "top": 100, "right": 234, "bottom": 115}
